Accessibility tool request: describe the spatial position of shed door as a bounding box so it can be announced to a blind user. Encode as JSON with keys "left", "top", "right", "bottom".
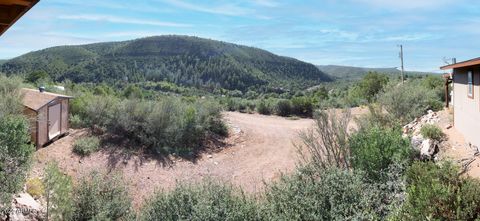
{"left": 48, "top": 104, "right": 61, "bottom": 139}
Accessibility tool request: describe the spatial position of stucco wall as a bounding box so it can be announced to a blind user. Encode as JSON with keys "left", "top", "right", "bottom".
{"left": 453, "top": 66, "right": 480, "bottom": 147}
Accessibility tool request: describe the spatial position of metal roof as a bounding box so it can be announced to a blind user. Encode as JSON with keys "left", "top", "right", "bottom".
{"left": 0, "top": 0, "right": 39, "bottom": 36}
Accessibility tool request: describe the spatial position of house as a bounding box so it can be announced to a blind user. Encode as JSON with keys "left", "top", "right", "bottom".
{"left": 441, "top": 58, "right": 480, "bottom": 147}
{"left": 21, "top": 88, "right": 72, "bottom": 149}
{"left": 0, "top": 0, "right": 39, "bottom": 36}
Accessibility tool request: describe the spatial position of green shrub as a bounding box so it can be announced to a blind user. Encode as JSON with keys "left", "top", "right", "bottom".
{"left": 0, "top": 75, "right": 24, "bottom": 118}
{"left": 44, "top": 162, "right": 74, "bottom": 221}
{"left": 73, "top": 136, "right": 100, "bottom": 156}
{"left": 0, "top": 115, "right": 34, "bottom": 206}
{"left": 73, "top": 172, "right": 134, "bottom": 221}
{"left": 140, "top": 180, "right": 259, "bottom": 221}
{"left": 349, "top": 125, "right": 413, "bottom": 181}
{"left": 420, "top": 124, "right": 444, "bottom": 141}
{"left": 264, "top": 166, "right": 380, "bottom": 220}
{"left": 290, "top": 96, "right": 314, "bottom": 117}
{"left": 69, "top": 114, "right": 84, "bottom": 129}
{"left": 257, "top": 100, "right": 272, "bottom": 115}
{"left": 275, "top": 99, "right": 292, "bottom": 117}
{"left": 351, "top": 72, "right": 389, "bottom": 103}
{"left": 379, "top": 80, "right": 443, "bottom": 123}
{"left": 71, "top": 94, "right": 226, "bottom": 157}
{"left": 26, "top": 178, "right": 45, "bottom": 199}
{"left": 393, "top": 162, "right": 480, "bottom": 220}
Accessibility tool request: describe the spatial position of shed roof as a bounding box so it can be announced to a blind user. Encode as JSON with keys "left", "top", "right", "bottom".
{"left": 0, "top": 0, "right": 39, "bottom": 36}
{"left": 440, "top": 57, "right": 480, "bottom": 70}
{"left": 21, "top": 88, "right": 72, "bottom": 111}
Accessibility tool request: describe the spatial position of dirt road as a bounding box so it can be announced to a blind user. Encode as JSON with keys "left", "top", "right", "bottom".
{"left": 31, "top": 110, "right": 365, "bottom": 208}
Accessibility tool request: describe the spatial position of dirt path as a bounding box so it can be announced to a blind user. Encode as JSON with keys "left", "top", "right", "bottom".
{"left": 30, "top": 109, "right": 366, "bottom": 208}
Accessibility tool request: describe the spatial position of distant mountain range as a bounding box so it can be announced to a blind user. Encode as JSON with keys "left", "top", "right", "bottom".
{"left": 0, "top": 35, "right": 332, "bottom": 92}
{"left": 317, "top": 65, "right": 436, "bottom": 80}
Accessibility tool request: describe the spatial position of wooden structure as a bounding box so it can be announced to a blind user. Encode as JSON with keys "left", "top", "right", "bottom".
{"left": 21, "top": 88, "right": 72, "bottom": 149}
{"left": 0, "top": 0, "right": 39, "bottom": 36}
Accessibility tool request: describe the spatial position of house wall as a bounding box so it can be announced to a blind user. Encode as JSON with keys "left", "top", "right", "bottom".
{"left": 453, "top": 66, "right": 480, "bottom": 147}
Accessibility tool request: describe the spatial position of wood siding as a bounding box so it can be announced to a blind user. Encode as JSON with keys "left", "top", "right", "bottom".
{"left": 37, "top": 105, "right": 48, "bottom": 148}
{"left": 61, "top": 99, "right": 69, "bottom": 133}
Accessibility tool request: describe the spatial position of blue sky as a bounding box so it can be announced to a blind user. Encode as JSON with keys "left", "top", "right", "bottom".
{"left": 1, "top": 0, "right": 479, "bottom": 72}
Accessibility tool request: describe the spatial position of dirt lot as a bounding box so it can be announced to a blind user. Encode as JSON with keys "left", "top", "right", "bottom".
{"left": 30, "top": 109, "right": 366, "bottom": 208}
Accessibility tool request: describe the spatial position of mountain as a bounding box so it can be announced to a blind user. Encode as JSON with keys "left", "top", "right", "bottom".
{"left": 1, "top": 35, "right": 332, "bottom": 91}
{"left": 317, "top": 65, "right": 434, "bottom": 80}
{"left": 0, "top": 60, "right": 6, "bottom": 65}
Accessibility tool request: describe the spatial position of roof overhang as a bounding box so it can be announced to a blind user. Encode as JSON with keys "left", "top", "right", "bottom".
{"left": 0, "top": 0, "right": 39, "bottom": 36}
{"left": 440, "top": 57, "right": 480, "bottom": 70}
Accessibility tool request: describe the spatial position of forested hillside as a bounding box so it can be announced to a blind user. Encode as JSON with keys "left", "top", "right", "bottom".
{"left": 0, "top": 35, "right": 332, "bottom": 92}
{"left": 317, "top": 65, "right": 432, "bottom": 80}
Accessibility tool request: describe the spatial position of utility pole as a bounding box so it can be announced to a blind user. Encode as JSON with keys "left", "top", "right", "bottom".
{"left": 399, "top": 45, "right": 405, "bottom": 84}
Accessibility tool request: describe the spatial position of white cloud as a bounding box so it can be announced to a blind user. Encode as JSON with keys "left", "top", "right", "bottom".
{"left": 353, "top": 0, "right": 458, "bottom": 10}
{"left": 58, "top": 14, "right": 191, "bottom": 27}
{"left": 251, "top": 0, "right": 279, "bottom": 7}
{"left": 160, "top": 0, "right": 252, "bottom": 16}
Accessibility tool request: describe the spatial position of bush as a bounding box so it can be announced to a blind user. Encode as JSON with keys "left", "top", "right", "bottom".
{"left": 0, "top": 115, "right": 34, "bottom": 206}
{"left": 379, "top": 80, "right": 443, "bottom": 123}
{"left": 393, "top": 162, "right": 480, "bottom": 220}
{"left": 73, "top": 136, "right": 100, "bottom": 156}
{"left": 26, "top": 178, "right": 45, "bottom": 199}
{"left": 73, "top": 172, "right": 134, "bottom": 221}
{"left": 44, "top": 162, "right": 74, "bottom": 221}
{"left": 71, "top": 94, "right": 227, "bottom": 157}
{"left": 350, "top": 72, "right": 389, "bottom": 103}
{"left": 275, "top": 99, "right": 292, "bottom": 117}
{"left": 264, "top": 166, "right": 380, "bottom": 220}
{"left": 290, "top": 96, "right": 314, "bottom": 117}
{"left": 349, "top": 125, "right": 413, "bottom": 181}
{"left": 257, "top": 100, "right": 272, "bottom": 115}
{"left": 140, "top": 180, "right": 259, "bottom": 221}
{"left": 297, "top": 109, "right": 351, "bottom": 169}
{"left": 420, "top": 124, "right": 444, "bottom": 141}
{"left": 69, "top": 114, "right": 84, "bottom": 129}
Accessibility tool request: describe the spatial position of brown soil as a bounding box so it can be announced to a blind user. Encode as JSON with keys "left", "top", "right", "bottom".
{"left": 436, "top": 109, "right": 480, "bottom": 177}
{"left": 30, "top": 108, "right": 367, "bottom": 209}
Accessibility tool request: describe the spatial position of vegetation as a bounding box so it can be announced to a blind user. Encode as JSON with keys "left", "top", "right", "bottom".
{"left": 394, "top": 162, "right": 480, "bottom": 220}
{"left": 379, "top": 79, "right": 443, "bottom": 123}
{"left": 141, "top": 181, "right": 259, "bottom": 221}
{"left": 44, "top": 162, "right": 74, "bottom": 221}
{"left": 72, "top": 172, "right": 134, "bottom": 221}
{"left": 349, "top": 125, "right": 412, "bottom": 181}
{"left": 73, "top": 136, "right": 101, "bottom": 156}
{"left": 0, "top": 75, "right": 34, "bottom": 208}
{"left": 420, "top": 124, "right": 445, "bottom": 141}
{"left": 2, "top": 35, "right": 332, "bottom": 92}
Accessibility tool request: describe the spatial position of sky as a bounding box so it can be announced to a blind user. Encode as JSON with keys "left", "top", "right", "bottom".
{"left": 1, "top": 0, "right": 479, "bottom": 72}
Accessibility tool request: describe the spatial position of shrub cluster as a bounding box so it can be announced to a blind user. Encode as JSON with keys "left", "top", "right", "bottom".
{"left": 73, "top": 136, "right": 100, "bottom": 156}
{"left": 379, "top": 80, "right": 443, "bottom": 123}
{"left": 72, "top": 94, "right": 227, "bottom": 156}
{"left": 0, "top": 75, "right": 34, "bottom": 208}
{"left": 420, "top": 124, "right": 444, "bottom": 141}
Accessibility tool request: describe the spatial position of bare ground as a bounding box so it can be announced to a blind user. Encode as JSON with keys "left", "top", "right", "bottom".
{"left": 30, "top": 109, "right": 366, "bottom": 209}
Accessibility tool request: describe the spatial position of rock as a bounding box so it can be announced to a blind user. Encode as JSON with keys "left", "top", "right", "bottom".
{"left": 411, "top": 135, "right": 424, "bottom": 150}
{"left": 420, "top": 139, "right": 439, "bottom": 160}
{"left": 445, "top": 124, "right": 452, "bottom": 129}
{"left": 15, "top": 193, "right": 40, "bottom": 211}
{"left": 214, "top": 161, "right": 219, "bottom": 165}
{"left": 207, "top": 155, "right": 213, "bottom": 159}
{"left": 10, "top": 193, "right": 45, "bottom": 221}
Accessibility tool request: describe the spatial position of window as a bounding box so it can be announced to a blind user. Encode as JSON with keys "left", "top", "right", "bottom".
{"left": 468, "top": 71, "right": 474, "bottom": 98}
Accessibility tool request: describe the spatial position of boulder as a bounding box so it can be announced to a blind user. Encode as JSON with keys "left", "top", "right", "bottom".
{"left": 420, "top": 139, "right": 439, "bottom": 160}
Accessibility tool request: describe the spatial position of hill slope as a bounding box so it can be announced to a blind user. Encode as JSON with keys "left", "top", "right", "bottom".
{"left": 1, "top": 35, "right": 332, "bottom": 91}
{"left": 317, "top": 65, "right": 433, "bottom": 80}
